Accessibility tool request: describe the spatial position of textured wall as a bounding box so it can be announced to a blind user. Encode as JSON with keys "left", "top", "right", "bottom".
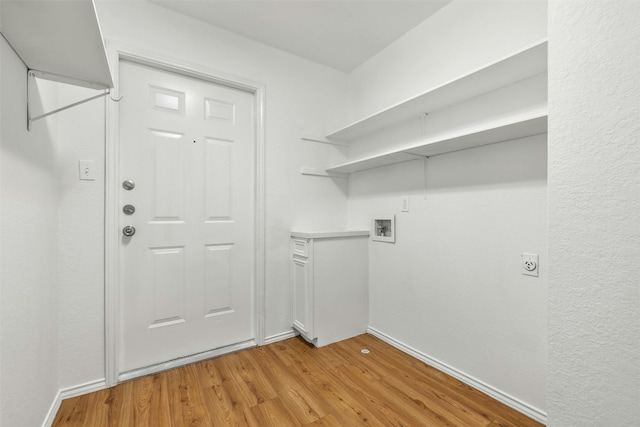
{"left": 56, "top": 84, "right": 107, "bottom": 390}
{"left": 547, "top": 0, "right": 640, "bottom": 425}
{"left": 0, "top": 38, "right": 60, "bottom": 427}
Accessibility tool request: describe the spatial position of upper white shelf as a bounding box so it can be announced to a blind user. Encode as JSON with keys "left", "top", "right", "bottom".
{"left": 326, "top": 110, "right": 547, "bottom": 174}
{"left": 1, "top": 0, "right": 113, "bottom": 89}
{"left": 327, "top": 39, "right": 548, "bottom": 142}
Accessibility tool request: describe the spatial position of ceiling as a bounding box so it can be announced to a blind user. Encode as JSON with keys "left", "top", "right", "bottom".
{"left": 148, "top": 0, "right": 451, "bottom": 72}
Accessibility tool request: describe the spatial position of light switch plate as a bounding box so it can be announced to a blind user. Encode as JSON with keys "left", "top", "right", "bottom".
{"left": 79, "top": 160, "right": 96, "bottom": 181}
{"left": 401, "top": 196, "right": 409, "bottom": 212}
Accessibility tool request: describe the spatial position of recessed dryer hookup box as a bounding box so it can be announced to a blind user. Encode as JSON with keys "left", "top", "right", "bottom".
{"left": 372, "top": 215, "right": 395, "bottom": 243}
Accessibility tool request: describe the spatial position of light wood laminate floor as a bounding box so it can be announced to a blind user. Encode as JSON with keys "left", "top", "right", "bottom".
{"left": 53, "top": 334, "right": 543, "bottom": 426}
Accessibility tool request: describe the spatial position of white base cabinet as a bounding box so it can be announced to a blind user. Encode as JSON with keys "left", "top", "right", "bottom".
{"left": 291, "top": 230, "right": 369, "bottom": 347}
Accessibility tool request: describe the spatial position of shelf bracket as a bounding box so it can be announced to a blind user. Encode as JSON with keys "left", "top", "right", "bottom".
{"left": 300, "top": 135, "right": 349, "bottom": 148}
{"left": 300, "top": 167, "right": 348, "bottom": 179}
{"left": 27, "top": 70, "right": 121, "bottom": 131}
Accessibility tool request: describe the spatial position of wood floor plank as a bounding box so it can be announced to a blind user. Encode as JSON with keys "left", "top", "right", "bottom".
{"left": 307, "top": 413, "right": 344, "bottom": 426}
{"left": 195, "top": 359, "right": 251, "bottom": 427}
{"left": 379, "top": 368, "right": 491, "bottom": 426}
{"left": 52, "top": 334, "right": 543, "bottom": 427}
{"left": 214, "top": 351, "right": 274, "bottom": 407}
{"left": 234, "top": 348, "right": 281, "bottom": 402}
{"left": 351, "top": 334, "right": 537, "bottom": 426}
{"left": 52, "top": 393, "right": 89, "bottom": 427}
{"left": 128, "top": 372, "right": 171, "bottom": 427}
{"left": 80, "top": 389, "right": 111, "bottom": 427}
{"left": 268, "top": 341, "right": 390, "bottom": 426}
{"left": 166, "top": 364, "right": 211, "bottom": 426}
{"left": 246, "top": 397, "right": 301, "bottom": 427}
{"left": 103, "top": 379, "right": 133, "bottom": 427}
{"left": 257, "top": 346, "right": 329, "bottom": 424}
{"left": 329, "top": 362, "right": 456, "bottom": 427}
{"left": 335, "top": 336, "right": 477, "bottom": 425}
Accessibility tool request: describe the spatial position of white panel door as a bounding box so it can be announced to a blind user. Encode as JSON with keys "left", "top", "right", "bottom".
{"left": 118, "top": 60, "right": 255, "bottom": 374}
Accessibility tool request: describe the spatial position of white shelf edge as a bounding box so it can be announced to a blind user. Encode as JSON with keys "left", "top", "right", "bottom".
{"left": 326, "top": 110, "right": 548, "bottom": 175}
{"left": 326, "top": 152, "right": 425, "bottom": 174}
{"left": 327, "top": 38, "right": 548, "bottom": 142}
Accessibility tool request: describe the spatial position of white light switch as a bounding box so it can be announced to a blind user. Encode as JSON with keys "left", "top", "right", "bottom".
{"left": 401, "top": 196, "right": 409, "bottom": 212}
{"left": 79, "top": 160, "right": 96, "bottom": 181}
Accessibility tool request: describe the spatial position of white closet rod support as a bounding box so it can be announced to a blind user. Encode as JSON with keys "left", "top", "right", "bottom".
{"left": 27, "top": 70, "right": 122, "bottom": 131}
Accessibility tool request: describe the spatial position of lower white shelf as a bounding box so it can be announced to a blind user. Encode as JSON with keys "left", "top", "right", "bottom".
{"left": 326, "top": 110, "right": 547, "bottom": 174}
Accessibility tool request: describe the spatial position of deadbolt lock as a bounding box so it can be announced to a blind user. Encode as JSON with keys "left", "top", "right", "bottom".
{"left": 122, "top": 180, "right": 135, "bottom": 190}
{"left": 122, "top": 226, "right": 136, "bottom": 237}
{"left": 123, "top": 204, "right": 136, "bottom": 215}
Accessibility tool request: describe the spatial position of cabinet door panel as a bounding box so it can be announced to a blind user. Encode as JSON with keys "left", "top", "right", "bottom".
{"left": 292, "top": 256, "right": 313, "bottom": 338}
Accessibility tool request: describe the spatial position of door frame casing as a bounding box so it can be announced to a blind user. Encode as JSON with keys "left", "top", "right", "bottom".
{"left": 104, "top": 42, "right": 266, "bottom": 386}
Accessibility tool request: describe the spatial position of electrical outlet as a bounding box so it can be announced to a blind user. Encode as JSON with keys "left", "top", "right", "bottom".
{"left": 522, "top": 253, "right": 539, "bottom": 277}
{"left": 401, "top": 196, "right": 409, "bottom": 212}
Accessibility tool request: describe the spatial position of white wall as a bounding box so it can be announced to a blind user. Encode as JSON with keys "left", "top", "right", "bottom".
{"left": 0, "top": 38, "right": 60, "bottom": 427}
{"left": 56, "top": 84, "right": 106, "bottom": 389}
{"left": 547, "top": 1, "right": 640, "bottom": 425}
{"left": 51, "top": 0, "right": 350, "bottom": 389}
{"left": 345, "top": 0, "right": 548, "bottom": 418}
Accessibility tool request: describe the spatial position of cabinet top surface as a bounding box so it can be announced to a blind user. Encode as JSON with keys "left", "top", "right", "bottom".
{"left": 291, "top": 230, "right": 370, "bottom": 239}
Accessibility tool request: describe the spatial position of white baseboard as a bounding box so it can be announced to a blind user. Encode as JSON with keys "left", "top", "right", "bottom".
{"left": 42, "top": 379, "right": 107, "bottom": 427}
{"left": 367, "top": 327, "right": 547, "bottom": 425}
{"left": 264, "top": 329, "right": 298, "bottom": 345}
{"left": 42, "top": 389, "right": 61, "bottom": 427}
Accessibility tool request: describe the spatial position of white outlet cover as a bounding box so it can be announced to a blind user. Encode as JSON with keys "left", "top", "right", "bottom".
{"left": 522, "top": 252, "right": 539, "bottom": 277}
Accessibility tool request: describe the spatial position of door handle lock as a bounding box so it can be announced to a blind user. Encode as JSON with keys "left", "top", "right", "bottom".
{"left": 122, "top": 226, "right": 136, "bottom": 237}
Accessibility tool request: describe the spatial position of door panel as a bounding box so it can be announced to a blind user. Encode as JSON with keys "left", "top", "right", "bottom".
{"left": 118, "top": 60, "right": 255, "bottom": 374}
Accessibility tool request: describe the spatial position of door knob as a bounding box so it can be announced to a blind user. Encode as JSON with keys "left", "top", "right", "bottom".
{"left": 122, "top": 226, "right": 136, "bottom": 237}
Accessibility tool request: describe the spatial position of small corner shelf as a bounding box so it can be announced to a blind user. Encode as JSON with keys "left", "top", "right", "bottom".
{"left": 1, "top": 0, "right": 113, "bottom": 89}
{"left": 323, "top": 39, "right": 548, "bottom": 175}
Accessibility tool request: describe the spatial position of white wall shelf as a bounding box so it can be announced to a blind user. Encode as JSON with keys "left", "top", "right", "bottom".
{"left": 326, "top": 39, "right": 547, "bottom": 142}
{"left": 324, "top": 39, "right": 548, "bottom": 174}
{"left": 326, "top": 151, "right": 425, "bottom": 175}
{"left": 1, "top": 0, "right": 113, "bottom": 89}
{"left": 327, "top": 110, "right": 547, "bottom": 174}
